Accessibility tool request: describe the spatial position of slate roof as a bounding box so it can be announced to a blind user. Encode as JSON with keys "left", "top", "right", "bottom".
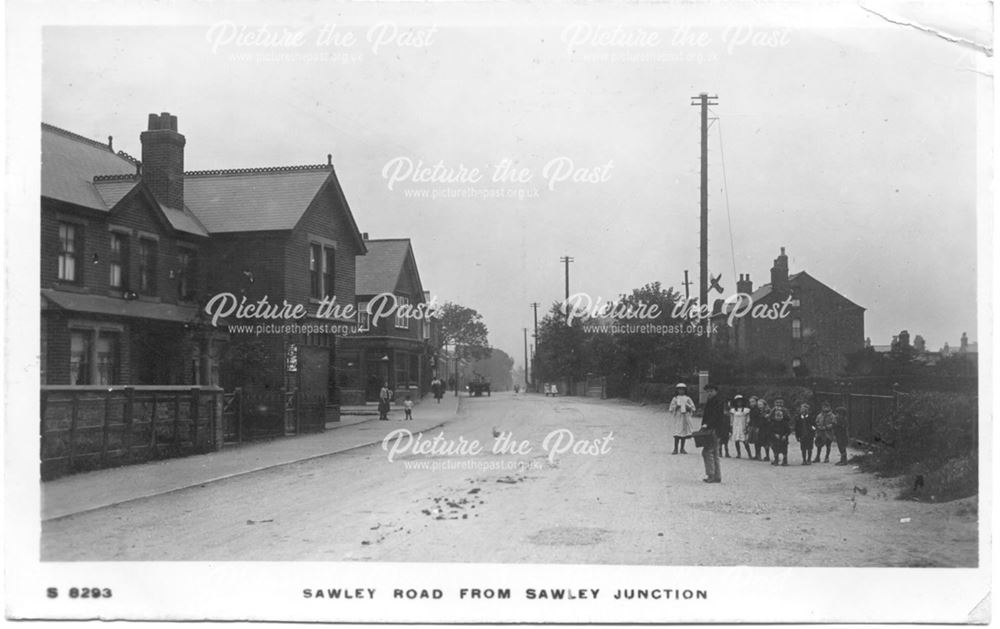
{"left": 356, "top": 239, "right": 421, "bottom": 297}
{"left": 41, "top": 124, "right": 135, "bottom": 210}
{"left": 183, "top": 166, "right": 334, "bottom": 233}
{"left": 714, "top": 271, "right": 863, "bottom": 317}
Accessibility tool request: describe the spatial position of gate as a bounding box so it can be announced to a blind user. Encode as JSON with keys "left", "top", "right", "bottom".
{"left": 222, "top": 388, "right": 327, "bottom": 444}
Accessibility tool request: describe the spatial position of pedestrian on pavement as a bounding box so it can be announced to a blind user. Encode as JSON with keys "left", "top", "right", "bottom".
{"left": 431, "top": 377, "right": 444, "bottom": 403}
{"left": 768, "top": 405, "right": 791, "bottom": 466}
{"left": 794, "top": 402, "right": 816, "bottom": 465}
{"left": 403, "top": 395, "right": 414, "bottom": 420}
{"left": 729, "top": 394, "right": 752, "bottom": 458}
{"left": 699, "top": 383, "right": 725, "bottom": 483}
{"left": 813, "top": 401, "right": 837, "bottom": 463}
{"left": 833, "top": 406, "right": 850, "bottom": 465}
{"left": 749, "top": 397, "right": 771, "bottom": 461}
{"left": 378, "top": 382, "right": 392, "bottom": 421}
{"left": 668, "top": 382, "right": 696, "bottom": 454}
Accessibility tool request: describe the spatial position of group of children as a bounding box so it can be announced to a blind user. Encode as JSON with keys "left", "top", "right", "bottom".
{"left": 668, "top": 383, "right": 851, "bottom": 466}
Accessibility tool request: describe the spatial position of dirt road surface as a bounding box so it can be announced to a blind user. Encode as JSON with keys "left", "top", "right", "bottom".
{"left": 42, "top": 393, "right": 977, "bottom": 566}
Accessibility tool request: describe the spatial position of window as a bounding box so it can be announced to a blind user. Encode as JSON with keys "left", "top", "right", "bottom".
{"left": 109, "top": 232, "right": 129, "bottom": 289}
{"left": 138, "top": 238, "right": 158, "bottom": 294}
{"left": 357, "top": 302, "right": 370, "bottom": 332}
{"left": 395, "top": 295, "right": 410, "bottom": 329}
{"left": 394, "top": 351, "right": 409, "bottom": 389}
{"left": 96, "top": 332, "right": 120, "bottom": 385}
{"left": 309, "top": 244, "right": 322, "bottom": 299}
{"left": 58, "top": 222, "right": 81, "bottom": 282}
{"left": 792, "top": 319, "right": 802, "bottom": 339}
{"left": 792, "top": 357, "right": 802, "bottom": 369}
{"left": 69, "top": 330, "right": 93, "bottom": 385}
{"left": 323, "top": 247, "right": 335, "bottom": 298}
{"left": 178, "top": 247, "right": 197, "bottom": 300}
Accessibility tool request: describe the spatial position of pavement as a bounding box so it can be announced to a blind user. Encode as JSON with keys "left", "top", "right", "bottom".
{"left": 41, "top": 393, "right": 462, "bottom": 521}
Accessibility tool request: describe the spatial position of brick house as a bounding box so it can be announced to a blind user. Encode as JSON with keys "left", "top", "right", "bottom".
{"left": 41, "top": 120, "right": 213, "bottom": 387}
{"left": 41, "top": 113, "right": 368, "bottom": 406}
{"left": 338, "top": 238, "right": 435, "bottom": 404}
{"left": 711, "top": 247, "right": 865, "bottom": 377}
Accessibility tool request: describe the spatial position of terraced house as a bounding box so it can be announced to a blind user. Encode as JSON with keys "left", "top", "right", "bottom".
{"left": 41, "top": 112, "right": 367, "bottom": 431}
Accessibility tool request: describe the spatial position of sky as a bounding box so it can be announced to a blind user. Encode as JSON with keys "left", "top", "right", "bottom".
{"left": 39, "top": 2, "right": 989, "bottom": 367}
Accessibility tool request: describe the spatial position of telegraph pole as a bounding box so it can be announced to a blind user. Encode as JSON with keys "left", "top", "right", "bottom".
{"left": 682, "top": 270, "right": 692, "bottom": 302}
{"left": 691, "top": 93, "right": 718, "bottom": 310}
{"left": 559, "top": 256, "right": 574, "bottom": 301}
{"left": 523, "top": 328, "right": 529, "bottom": 389}
{"left": 529, "top": 302, "right": 539, "bottom": 389}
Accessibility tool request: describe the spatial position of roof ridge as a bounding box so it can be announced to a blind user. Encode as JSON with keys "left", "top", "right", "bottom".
{"left": 42, "top": 122, "right": 115, "bottom": 152}
{"left": 93, "top": 173, "right": 139, "bottom": 182}
{"left": 185, "top": 164, "right": 333, "bottom": 177}
{"left": 365, "top": 237, "right": 411, "bottom": 243}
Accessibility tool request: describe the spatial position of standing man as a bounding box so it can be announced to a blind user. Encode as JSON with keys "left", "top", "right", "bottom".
{"left": 699, "top": 383, "right": 726, "bottom": 483}
{"left": 378, "top": 381, "right": 392, "bottom": 421}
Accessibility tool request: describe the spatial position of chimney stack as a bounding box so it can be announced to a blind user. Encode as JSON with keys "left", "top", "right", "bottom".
{"left": 140, "top": 112, "right": 185, "bottom": 209}
{"left": 736, "top": 273, "right": 753, "bottom": 295}
{"left": 770, "top": 246, "right": 789, "bottom": 294}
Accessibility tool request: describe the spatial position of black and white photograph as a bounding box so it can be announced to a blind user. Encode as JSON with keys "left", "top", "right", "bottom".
{"left": 4, "top": 0, "right": 994, "bottom": 623}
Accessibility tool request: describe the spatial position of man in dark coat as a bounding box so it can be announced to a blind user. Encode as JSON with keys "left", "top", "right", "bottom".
{"left": 699, "top": 384, "right": 726, "bottom": 483}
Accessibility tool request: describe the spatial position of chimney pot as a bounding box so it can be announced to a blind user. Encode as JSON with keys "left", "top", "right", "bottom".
{"left": 108, "top": 136, "right": 113, "bottom": 150}
{"left": 147, "top": 113, "right": 159, "bottom": 130}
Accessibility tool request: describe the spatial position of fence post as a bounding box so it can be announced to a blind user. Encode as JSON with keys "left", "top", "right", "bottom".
{"left": 101, "top": 388, "right": 112, "bottom": 467}
{"left": 173, "top": 391, "right": 181, "bottom": 446}
{"left": 296, "top": 390, "right": 302, "bottom": 434}
{"left": 123, "top": 387, "right": 135, "bottom": 459}
{"left": 149, "top": 392, "right": 158, "bottom": 453}
{"left": 190, "top": 388, "right": 200, "bottom": 449}
{"left": 68, "top": 390, "right": 79, "bottom": 470}
{"left": 237, "top": 388, "right": 244, "bottom": 444}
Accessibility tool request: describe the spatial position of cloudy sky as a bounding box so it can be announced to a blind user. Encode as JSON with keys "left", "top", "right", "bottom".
{"left": 38, "top": 1, "right": 990, "bottom": 366}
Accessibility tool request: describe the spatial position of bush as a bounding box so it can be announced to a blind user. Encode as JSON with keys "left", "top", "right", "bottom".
{"left": 861, "top": 392, "right": 978, "bottom": 501}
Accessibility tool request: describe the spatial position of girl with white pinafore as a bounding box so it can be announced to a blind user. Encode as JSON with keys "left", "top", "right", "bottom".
{"left": 729, "top": 394, "right": 752, "bottom": 458}
{"left": 668, "top": 383, "right": 696, "bottom": 454}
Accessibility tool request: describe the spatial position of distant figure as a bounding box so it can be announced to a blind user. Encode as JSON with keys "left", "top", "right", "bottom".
{"left": 750, "top": 397, "right": 771, "bottom": 461}
{"left": 668, "top": 383, "right": 695, "bottom": 455}
{"left": 729, "top": 394, "right": 751, "bottom": 458}
{"left": 768, "top": 405, "right": 791, "bottom": 466}
{"left": 833, "top": 406, "right": 850, "bottom": 465}
{"left": 794, "top": 403, "right": 816, "bottom": 465}
{"left": 403, "top": 395, "right": 414, "bottom": 421}
{"left": 699, "top": 384, "right": 725, "bottom": 483}
{"left": 813, "top": 401, "right": 837, "bottom": 463}
{"left": 378, "top": 382, "right": 392, "bottom": 421}
{"left": 431, "top": 377, "right": 444, "bottom": 403}
{"left": 514, "top": 384, "right": 520, "bottom": 394}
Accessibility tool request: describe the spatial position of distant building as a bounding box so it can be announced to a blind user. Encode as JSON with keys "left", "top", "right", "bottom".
{"left": 711, "top": 247, "right": 865, "bottom": 377}
{"left": 338, "top": 238, "right": 436, "bottom": 404}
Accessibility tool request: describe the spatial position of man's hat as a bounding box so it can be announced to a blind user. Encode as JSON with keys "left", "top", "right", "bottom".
{"left": 733, "top": 394, "right": 744, "bottom": 399}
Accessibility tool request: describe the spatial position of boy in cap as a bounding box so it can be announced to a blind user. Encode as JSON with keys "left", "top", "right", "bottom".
{"left": 813, "top": 401, "right": 836, "bottom": 463}
{"left": 794, "top": 402, "right": 815, "bottom": 465}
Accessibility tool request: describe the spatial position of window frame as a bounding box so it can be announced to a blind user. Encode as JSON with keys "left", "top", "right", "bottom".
{"left": 309, "top": 243, "right": 322, "bottom": 300}
{"left": 357, "top": 301, "right": 370, "bottom": 332}
{"left": 138, "top": 237, "right": 159, "bottom": 295}
{"left": 108, "top": 230, "right": 130, "bottom": 290}
{"left": 323, "top": 246, "right": 335, "bottom": 299}
{"left": 394, "top": 295, "right": 411, "bottom": 330}
{"left": 57, "top": 221, "right": 83, "bottom": 283}
{"left": 177, "top": 245, "right": 198, "bottom": 301}
{"left": 791, "top": 318, "right": 802, "bottom": 339}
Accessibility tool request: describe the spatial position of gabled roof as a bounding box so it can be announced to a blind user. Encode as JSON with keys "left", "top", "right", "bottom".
{"left": 92, "top": 175, "right": 209, "bottom": 238}
{"left": 42, "top": 123, "right": 136, "bottom": 210}
{"left": 183, "top": 166, "right": 333, "bottom": 233}
{"left": 356, "top": 239, "right": 424, "bottom": 297}
{"left": 714, "top": 270, "right": 863, "bottom": 317}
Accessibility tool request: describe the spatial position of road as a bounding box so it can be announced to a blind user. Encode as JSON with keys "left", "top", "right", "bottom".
{"left": 42, "top": 393, "right": 977, "bottom": 566}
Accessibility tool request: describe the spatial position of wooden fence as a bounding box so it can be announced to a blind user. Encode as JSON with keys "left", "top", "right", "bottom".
{"left": 221, "top": 389, "right": 327, "bottom": 444}
{"left": 40, "top": 385, "right": 223, "bottom": 480}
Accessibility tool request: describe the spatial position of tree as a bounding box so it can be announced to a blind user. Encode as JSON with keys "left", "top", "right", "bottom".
{"left": 461, "top": 348, "right": 515, "bottom": 389}
{"left": 436, "top": 302, "right": 491, "bottom": 361}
